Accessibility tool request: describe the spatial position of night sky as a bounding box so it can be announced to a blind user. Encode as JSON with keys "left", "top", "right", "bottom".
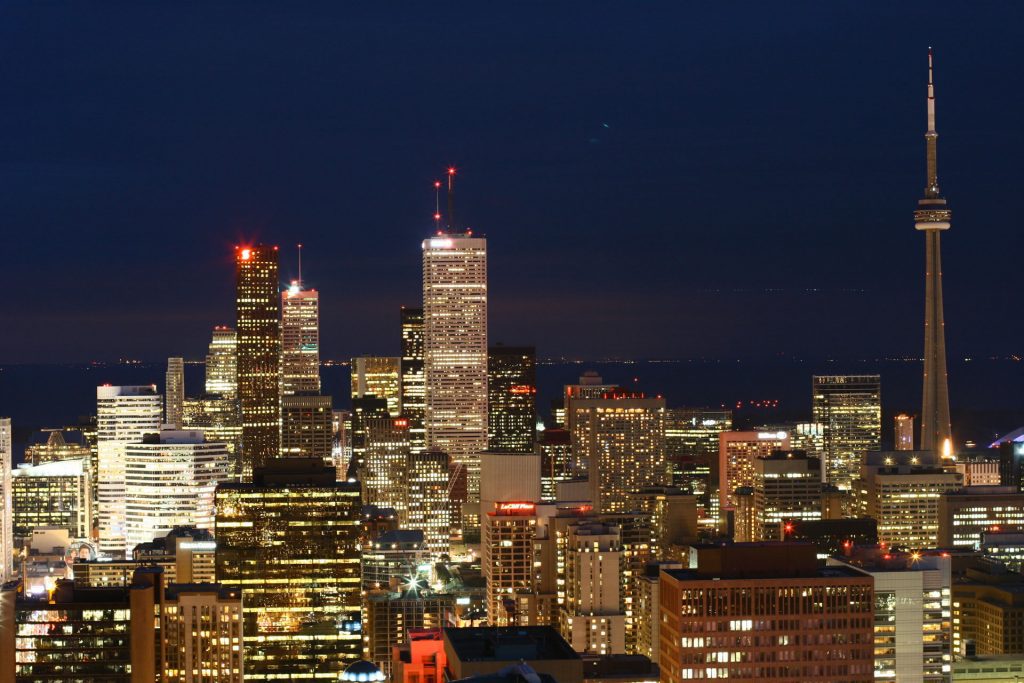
{"left": 2, "top": 3, "right": 1021, "bottom": 364}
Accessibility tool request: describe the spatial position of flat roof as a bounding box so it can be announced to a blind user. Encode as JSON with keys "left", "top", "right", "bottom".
{"left": 444, "top": 626, "right": 579, "bottom": 662}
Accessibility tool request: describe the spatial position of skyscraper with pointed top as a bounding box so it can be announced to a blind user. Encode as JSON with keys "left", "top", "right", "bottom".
{"left": 914, "top": 49, "right": 953, "bottom": 454}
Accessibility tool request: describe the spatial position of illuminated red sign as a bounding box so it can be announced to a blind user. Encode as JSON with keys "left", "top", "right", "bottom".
{"left": 497, "top": 502, "right": 536, "bottom": 514}
{"left": 393, "top": 418, "right": 409, "bottom": 429}
{"left": 509, "top": 385, "right": 536, "bottom": 395}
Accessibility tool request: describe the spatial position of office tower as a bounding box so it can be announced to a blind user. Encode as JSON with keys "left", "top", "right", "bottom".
{"left": 96, "top": 385, "right": 163, "bottom": 557}
{"left": 480, "top": 450, "right": 542, "bottom": 523}
{"left": 0, "top": 419, "right": 10, "bottom": 582}
{"left": 915, "top": 50, "right": 954, "bottom": 454}
{"left": 487, "top": 344, "right": 536, "bottom": 453}
{"left": 440, "top": 627, "right": 583, "bottom": 683}
{"left": 981, "top": 531, "right": 1024, "bottom": 572}
{"left": 123, "top": 429, "right": 231, "bottom": 550}
{"left": 235, "top": 244, "right": 282, "bottom": 478}
{"left": 12, "top": 458, "right": 91, "bottom": 539}
{"left": 539, "top": 428, "right": 573, "bottom": 501}
{"left": 829, "top": 548, "right": 952, "bottom": 682}
{"left": 352, "top": 356, "right": 402, "bottom": 418}
{"left": 333, "top": 409, "right": 352, "bottom": 480}
{"left": 938, "top": 486, "right": 1024, "bottom": 549}
{"left": 561, "top": 372, "right": 616, "bottom": 432}
{"left": 183, "top": 394, "right": 243, "bottom": 465}
{"left": 363, "top": 589, "right": 456, "bottom": 678}
{"left": 351, "top": 395, "right": 391, "bottom": 478}
{"left": 215, "top": 458, "right": 362, "bottom": 678}
{"left": 361, "top": 417, "right": 412, "bottom": 521}
{"left": 664, "top": 407, "right": 732, "bottom": 494}
{"left": 561, "top": 520, "right": 627, "bottom": 655}
{"left": 25, "top": 428, "right": 92, "bottom": 465}
{"left": 75, "top": 527, "right": 216, "bottom": 587}
{"left": 789, "top": 421, "right": 825, "bottom": 459}
{"left": 954, "top": 453, "right": 1001, "bottom": 487}
{"left": 0, "top": 569, "right": 243, "bottom": 682}
{"left": 206, "top": 325, "right": 239, "bottom": 398}
{"left": 856, "top": 450, "right": 959, "bottom": 549}
{"left": 743, "top": 450, "right": 823, "bottom": 542}
{"left": 952, "top": 559, "right": 1024, "bottom": 657}
{"left": 812, "top": 374, "right": 882, "bottom": 490}
{"left": 400, "top": 306, "right": 426, "bottom": 452}
{"left": 570, "top": 393, "right": 667, "bottom": 514}
{"left": 160, "top": 583, "right": 245, "bottom": 683}
{"left": 281, "top": 282, "right": 321, "bottom": 396}
{"left": 482, "top": 501, "right": 538, "bottom": 626}
{"left": 636, "top": 562, "right": 683, "bottom": 663}
{"left": 361, "top": 529, "right": 431, "bottom": 590}
{"left": 627, "top": 487, "right": 698, "bottom": 558}
{"left": 896, "top": 413, "right": 916, "bottom": 450}
{"left": 280, "top": 393, "right": 334, "bottom": 460}
{"left": 422, "top": 227, "right": 488, "bottom": 505}
{"left": 659, "top": 544, "right": 874, "bottom": 683}
{"left": 717, "top": 430, "right": 789, "bottom": 511}
{"left": 165, "top": 357, "right": 185, "bottom": 428}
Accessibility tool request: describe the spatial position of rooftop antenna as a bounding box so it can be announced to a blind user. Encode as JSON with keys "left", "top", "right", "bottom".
{"left": 433, "top": 180, "right": 442, "bottom": 232}
{"left": 447, "top": 167, "right": 456, "bottom": 231}
{"left": 297, "top": 243, "right": 303, "bottom": 289}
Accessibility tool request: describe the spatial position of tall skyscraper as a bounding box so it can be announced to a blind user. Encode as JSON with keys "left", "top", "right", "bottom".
{"left": 717, "top": 430, "right": 789, "bottom": 511}
{"left": 280, "top": 393, "right": 334, "bottom": 460}
{"left": 281, "top": 282, "right": 321, "bottom": 396}
{"left": 915, "top": 50, "right": 954, "bottom": 455}
{"left": 205, "top": 326, "right": 238, "bottom": 399}
{"left": 895, "top": 413, "right": 915, "bottom": 450}
{"left": 235, "top": 244, "right": 282, "bottom": 478}
{"left": 664, "top": 407, "right": 732, "bottom": 495}
{"left": 0, "top": 419, "right": 11, "bottom": 582}
{"left": 96, "top": 385, "right": 163, "bottom": 557}
{"left": 215, "top": 458, "right": 362, "bottom": 678}
{"left": 422, "top": 207, "right": 488, "bottom": 504}
{"left": 400, "top": 306, "right": 426, "bottom": 452}
{"left": 812, "top": 374, "right": 881, "bottom": 490}
{"left": 736, "top": 450, "right": 822, "bottom": 542}
{"left": 487, "top": 344, "right": 536, "bottom": 453}
{"left": 406, "top": 449, "right": 451, "bottom": 559}
{"left": 561, "top": 520, "right": 627, "bottom": 655}
{"left": 13, "top": 458, "right": 92, "bottom": 540}
{"left": 351, "top": 356, "right": 402, "bottom": 417}
{"left": 570, "top": 392, "right": 667, "bottom": 514}
{"left": 165, "top": 357, "right": 185, "bottom": 429}
{"left": 124, "top": 429, "right": 231, "bottom": 550}
{"left": 361, "top": 417, "right": 412, "bottom": 522}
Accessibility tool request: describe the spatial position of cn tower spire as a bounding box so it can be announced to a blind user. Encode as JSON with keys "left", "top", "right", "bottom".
{"left": 914, "top": 48, "right": 953, "bottom": 455}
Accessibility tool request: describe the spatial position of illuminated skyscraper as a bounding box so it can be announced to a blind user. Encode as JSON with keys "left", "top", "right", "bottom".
{"left": 24, "top": 429, "right": 92, "bottom": 466}
{"left": 165, "top": 357, "right": 185, "bottom": 429}
{"left": 538, "top": 428, "right": 572, "bottom": 501}
{"left": 812, "top": 375, "right": 882, "bottom": 490}
{"left": 406, "top": 449, "right": 451, "bottom": 559}
{"left": 717, "top": 430, "right": 789, "bottom": 512}
{"left": 235, "top": 244, "right": 282, "bottom": 477}
{"left": 183, "top": 395, "right": 242, "bottom": 467}
{"left": 280, "top": 394, "right": 334, "bottom": 460}
{"left": 0, "top": 419, "right": 11, "bottom": 582}
{"left": 737, "top": 450, "right": 822, "bottom": 542}
{"left": 896, "top": 413, "right": 915, "bottom": 450}
{"left": 915, "top": 49, "right": 953, "bottom": 455}
{"left": 215, "top": 458, "right": 362, "bottom": 678}
{"left": 12, "top": 458, "right": 92, "bottom": 540}
{"left": 569, "top": 392, "right": 667, "bottom": 514}
{"left": 124, "top": 429, "right": 231, "bottom": 550}
{"left": 482, "top": 501, "right": 538, "bottom": 626}
{"left": 352, "top": 356, "right": 402, "bottom": 417}
{"left": 281, "top": 282, "right": 320, "bottom": 396}
{"left": 561, "top": 520, "right": 627, "bottom": 655}
{"left": 422, "top": 216, "right": 488, "bottom": 504}
{"left": 664, "top": 407, "right": 732, "bottom": 495}
{"left": 487, "top": 344, "right": 536, "bottom": 453}
{"left": 96, "top": 385, "right": 163, "bottom": 557}
{"left": 350, "top": 395, "right": 391, "bottom": 479}
{"left": 400, "top": 306, "right": 426, "bottom": 452}
{"left": 361, "top": 417, "right": 412, "bottom": 522}
{"left": 206, "top": 326, "right": 238, "bottom": 399}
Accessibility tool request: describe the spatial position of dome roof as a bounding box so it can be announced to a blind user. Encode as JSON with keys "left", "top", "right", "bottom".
{"left": 341, "top": 660, "right": 385, "bottom": 682}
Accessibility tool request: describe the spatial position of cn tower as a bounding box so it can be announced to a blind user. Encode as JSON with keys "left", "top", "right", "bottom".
{"left": 914, "top": 48, "right": 953, "bottom": 454}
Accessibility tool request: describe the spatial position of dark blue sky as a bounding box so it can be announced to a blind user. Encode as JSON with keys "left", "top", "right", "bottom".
{"left": 1, "top": 2, "right": 1021, "bottom": 363}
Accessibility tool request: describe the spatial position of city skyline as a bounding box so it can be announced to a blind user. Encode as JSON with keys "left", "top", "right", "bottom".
{"left": 2, "top": 4, "right": 1022, "bottom": 365}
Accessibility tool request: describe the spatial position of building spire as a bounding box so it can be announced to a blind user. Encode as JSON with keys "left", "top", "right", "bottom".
{"left": 924, "top": 47, "right": 941, "bottom": 198}
{"left": 447, "top": 167, "right": 456, "bottom": 232}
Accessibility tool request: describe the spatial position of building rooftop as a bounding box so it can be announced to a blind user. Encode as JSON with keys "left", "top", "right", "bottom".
{"left": 667, "top": 542, "right": 867, "bottom": 581}
{"left": 14, "top": 458, "right": 88, "bottom": 477}
{"left": 374, "top": 529, "right": 425, "bottom": 547}
{"left": 444, "top": 626, "right": 580, "bottom": 663}
{"left": 164, "top": 582, "right": 241, "bottom": 601}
